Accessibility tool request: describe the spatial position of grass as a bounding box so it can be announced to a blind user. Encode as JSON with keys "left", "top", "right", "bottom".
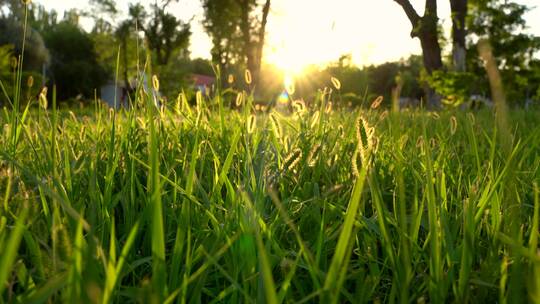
{"left": 1, "top": 78, "right": 540, "bottom": 303}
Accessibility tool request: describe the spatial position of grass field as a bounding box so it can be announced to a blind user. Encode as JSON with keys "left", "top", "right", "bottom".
{"left": 1, "top": 84, "right": 540, "bottom": 303}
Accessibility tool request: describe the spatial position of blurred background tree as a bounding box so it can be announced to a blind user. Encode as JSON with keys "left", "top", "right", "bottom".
{"left": 0, "top": 0, "right": 539, "bottom": 108}
{"left": 0, "top": 18, "right": 49, "bottom": 71}
{"left": 202, "top": 0, "right": 271, "bottom": 89}
{"left": 44, "top": 19, "right": 107, "bottom": 101}
{"left": 467, "top": 0, "right": 540, "bottom": 105}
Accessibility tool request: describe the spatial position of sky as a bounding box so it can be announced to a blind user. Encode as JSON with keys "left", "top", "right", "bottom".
{"left": 35, "top": 0, "right": 540, "bottom": 70}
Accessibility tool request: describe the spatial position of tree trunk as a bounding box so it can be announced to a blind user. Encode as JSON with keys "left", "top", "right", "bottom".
{"left": 239, "top": 0, "right": 270, "bottom": 90}
{"left": 252, "top": 0, "right": 271, "bottom": 89}
{"left": 418, "top": 22, "right": 443, "bottom": 74}
{"left": 394, "top": 0, "right": 443, "bottom": 109}
{"left": 450, "top": 0, "right": 467, "bottom": 72}
{"left": 418, "top": 16, "right": 443, "bottom": 109}
{"left": 239, "top": 0, "right": 251, "bottom": 66}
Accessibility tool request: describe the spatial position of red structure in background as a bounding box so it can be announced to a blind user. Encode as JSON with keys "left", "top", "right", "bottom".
{"left": 191, "top": 74, "right": 215, "bottom": 95}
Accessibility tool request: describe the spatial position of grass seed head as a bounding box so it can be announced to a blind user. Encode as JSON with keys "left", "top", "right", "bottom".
{"left": 247, "top": 114, "right": 256, "bottom": 134}
{"left": 292, "top": 99, "right": 306, "bottom": 114}
{"left": 269, "top": 112, "right": 282, "bottom": 139}
{"left": 431, "top": 112, "right": 440, "bottom": 120}
{"left": 152, "top": 75, "right": 160, "bottom": 91}
{"left": 283, "top": 148, "right": 302, "bottom": 171}
{"left": 325, "top": 102, "right": 333, "bottom": 113}
{"left": 331, "top": 77, "right": 341, "bottom": 90}
{"left": 355, "top": 117, "right": 376, "bottom": 165}
{"left": 138, "top": 88, "right": 146, "bottom": 104}
{"left": 351, "top": 150, "right": 360, "bottom": 177}
{"left": 245, "top": 69, "right": 252, "bottom": 85}
{"left": 338, "top": 124, "right": 344, "bottom": 138}
{"left": 450, "top": 116, "right": 458, "bottom": 135}
{"left": 27, "top": 75, "right": 34, "bottom": 88}
{"left": 39, "top": 86, "right": 48, "bottom": 109}
{"left": 371, "top": 96, "right": 383, "bottom": 109}
{"left": 228, "top": 74, "right": 234, "bottom": 84}
{"left": 235, "top": 92, "right": 243, "bottom": 107}
{"left": 356, "top": 117, "right": 371, "bottom": 150}
{"left": 307, "top": 143, "right": 321, "bottom": 167}
{"left": 379, "top": 110, "right": 388, "bottom": 121}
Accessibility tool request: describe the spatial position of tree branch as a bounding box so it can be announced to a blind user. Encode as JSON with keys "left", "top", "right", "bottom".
{"left": 258, "top": 0, "right": 270, "bottom": 43}
{"left": 394, "top": 0, "right": 421, "bottom": 36}
{"left": 394, "top": 0, "right": 420, "bottom": 27}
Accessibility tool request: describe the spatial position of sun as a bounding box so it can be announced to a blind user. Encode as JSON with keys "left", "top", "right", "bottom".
{"left": 265, "top": 44, "right": 310, "bottom": 77}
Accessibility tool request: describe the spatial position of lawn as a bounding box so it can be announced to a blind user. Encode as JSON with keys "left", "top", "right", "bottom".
{"left": 0, "top": 89, "right": 539, "bottom": 303}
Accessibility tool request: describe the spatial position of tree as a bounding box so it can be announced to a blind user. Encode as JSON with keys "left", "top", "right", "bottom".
{"left": 467, "top": 0, "right": 540, "bottom": 104}
{"left": 128, "top": 2, "right": 191, "bottom": 66}
{"left": 239, "top": 0, "right": 271, "bottom": 88}
{"left": 0, "top": 18, "right": 49, "bottom": 71}
{"left": 325, "top": 55, "right": 369, "bottom": 97}
{"left": 201, "top": 0, "right": 243, "bottom": 70}
{"left": 29, "top": 4, "right": 59, "bottom": 33}
{"left": 202, "top": 0, "right": 271, "bottom": 89}
{"left": 85, "top": 0, "right": 118, "bottom": 34}
{"left": 0, "top": 0, "right": 26, "bottom": 21}
{"left": 366, "top": 55, "right": 424, "bottom": 102}
{"left": 115, "top": 21, "right": 134, "bottom": 92}
{"left": 393, "top": 0, "right": 443, "bottom": 108}
{"left": 44, "top": 21, "right": 107, "bottom": 101}
{"left": 450, "top": 0, "right": 467, "bottom": 72}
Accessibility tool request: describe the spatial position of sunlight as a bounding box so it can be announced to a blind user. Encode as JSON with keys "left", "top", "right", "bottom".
{"left": 284, "top": 74, "right": 295, "bottom": 93}
{"left": 266, "top": 45, "right": 309, "bottom": 76}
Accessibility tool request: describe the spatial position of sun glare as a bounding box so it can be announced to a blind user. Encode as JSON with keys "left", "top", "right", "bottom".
{"left": 266, "top": 45, "right": 310, "bottom": 76}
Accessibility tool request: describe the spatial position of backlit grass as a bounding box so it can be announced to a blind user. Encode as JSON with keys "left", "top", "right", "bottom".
{"left": 1, "top": 83, "right": 540, "bottom": 303}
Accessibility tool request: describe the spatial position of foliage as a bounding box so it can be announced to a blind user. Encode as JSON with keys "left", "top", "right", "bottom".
{"left": 28, "top": 3, "right": 60, "bottom": 33}
{"left": 202, "top": 0, "right": 271, "bottom": 88}
{"left": 0, "top": 43, "right": 12, "bottom": 71}
{"left": 0, "top": 18, "right": 49, "bottom": 71}
{"left": 325, "top": 55, "right": 369, "bottom": 97}
{"left": 155, "top": 56, "right": 214, "bottom": 98}
{"left": 426, "top": 70, "right": 478, "bottom": 106}
{"left": 128, "top": 2, "right": 191, "bottom": 66}
{"left": 202, "top": 0, "right": 243, "bottom": 68}
{"left": 467, "top": 0, "right": 540, "bottom": 104}
{"left": 364, "top": 55, "right": 424, "bottom": 102}
{"left": 0, "top": 45, "right": 44, "bottom": 106}
{"left": 43, "top": 21, "right": 107, "bottom": 101}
